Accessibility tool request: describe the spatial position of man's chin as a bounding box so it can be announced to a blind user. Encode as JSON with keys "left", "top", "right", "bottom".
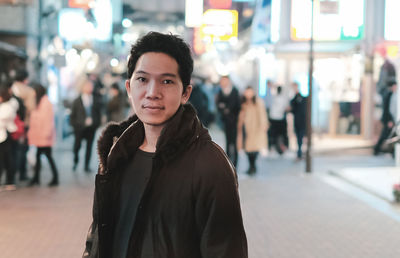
{"left": 141, "top": 118, "right": 169, "bottom": 127}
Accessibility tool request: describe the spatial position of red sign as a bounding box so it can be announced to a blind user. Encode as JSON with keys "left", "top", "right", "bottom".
{"left": 68, "top": 0, "right": 92, "bottom": 9}
{"left": 208, "top": 0, "right": 232, "bottom": 9}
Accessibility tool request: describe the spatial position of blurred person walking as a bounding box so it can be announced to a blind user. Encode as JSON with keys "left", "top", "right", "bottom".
{"left": 27, "top": 84, "right": 59, "bottom": 187}
{"left": 237, "top": 86, "right": 268, "bottom": 175}
{"left": 189, "top": 78, "right": 212, "bottom": 127}
{"left": 0, "top": 83, "right": 18, "bottom": 191}
{"left": 289, "top": 82, "right": 307, "bottom": 160}
{"left": 11, "top": 69, "right": 36, "bottom": 182}
{"left": 70, "top": 79, "right": 102, "bottom": 172}
{"left": 216, "top": 75, "right": 241, "bottom": 167}
{"left": 374, "top": 81, "right": 397, "bottom": 155}
{"left": 106, "top": 82, "right": 126, "bottom": 122}
{"left": 268, "top": 85, "right": 289, "bottom": 154}
{"left": 377, "top": 58, "right": 396, "bottom": 97}
{"left": 83, "top": 32, "right": 247, "bottom": 258}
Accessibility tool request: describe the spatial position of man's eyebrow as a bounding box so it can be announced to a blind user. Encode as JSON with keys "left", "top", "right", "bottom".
{"left": 135, "top": 70, "right": 149, "bottom": 75}
{"left": 134, "top": 71, "right": 178, "bottom": 78}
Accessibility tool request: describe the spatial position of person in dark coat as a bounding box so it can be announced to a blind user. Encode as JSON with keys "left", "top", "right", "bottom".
{"left": 290, "top": 82, "right": 307, "bottom": 160}
{"left": 106, "top": 82, "right": 126, "bottom": 122}
{"left": 70, "top": 79, "right": 102, "bottom": 172}
{"left": 377, "top": 59, "right": 396, "bottom": 97}
{"left": 189, "top": 79, "right": 212, "bottom": 127}
{"left": 82, "top": 32, "right": 247, "bottom": 258}
{"left": 216, "top": 75, "right": 241, "bottom": 167}
{"left": 374, "top": 81, "right": 397, "bottom": 155}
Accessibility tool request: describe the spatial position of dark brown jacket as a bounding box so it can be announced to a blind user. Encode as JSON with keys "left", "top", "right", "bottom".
{"left": 83, "top": 104, "right": 248, "bottom": 258}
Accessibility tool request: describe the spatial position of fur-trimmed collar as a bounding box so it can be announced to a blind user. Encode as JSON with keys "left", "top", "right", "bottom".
{"left": 96, "top": 104, "right": 209, "bottom": 175}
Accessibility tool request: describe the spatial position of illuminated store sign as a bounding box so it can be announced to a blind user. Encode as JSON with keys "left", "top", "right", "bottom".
{"left": 59, "top": 0, "right": 112, "bottom": 42}
{"left": 291, "top": 0, "right": 364, "bottom": 41}
{"left": 200, "top": 9, "right": 238, "bottom": 41}
{"left": 385, "top": 0, "right": 400, "bottom": 41}
{"left": 185, "top": 0, "right": 204, "bottom": 27}
{"left": 251, "top": 0, "right": 280, "bottom": 44}
{"left": 69, "top": 0, "right": 93, "bottom": 9}
{"left": 208, "top": 0, "right": 232, "bottom": 9}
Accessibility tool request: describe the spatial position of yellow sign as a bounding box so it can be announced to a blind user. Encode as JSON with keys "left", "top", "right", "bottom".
{"left": 200, "top": 9, "right": 238, "bottom": 41}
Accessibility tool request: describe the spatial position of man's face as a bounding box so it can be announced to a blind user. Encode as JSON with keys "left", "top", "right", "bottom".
{"left": 220, "top": 77, "right": 230, "bottom": 89}
{"left": 82, "top": 81, "right": 94, "bottom": 95}
{"left": 125, "top": 52, "right": 192, "bottom": 127}
{"left": 292, "top": 83, "right": 299, "bottom": 93}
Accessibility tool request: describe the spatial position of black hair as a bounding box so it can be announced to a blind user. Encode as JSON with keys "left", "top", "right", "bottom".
{"left": 3, "top": 79, "right": 14, "bottom": 89}
{"left": 0, "top": 82, "right": 11, "bottom": 102}
{"left": 15, "top": 68, "right": 29, "bottom": 82}
{"left": 241, "top": 86, "right": 256, "bottom": 105}
{"left": 31, "top": 82, "right": 47, "bottom": 105}
{"left": 277, "top": 86, "right": 282, "bottom": 94}
{"left": 111, "top": 82, "right": 120, "bottom": 91}
{"left": 127, "top": 31, "right": 193, "bottom": 92}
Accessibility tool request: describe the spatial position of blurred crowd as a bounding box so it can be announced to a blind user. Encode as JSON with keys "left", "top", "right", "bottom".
{"left": 0, "top": 69, "right": 129, "bottom": 191}
{"left": 189, "top": 75, "right": 307, "bottom": 175}
{"left": 6, "top": 64, "right": 397, "bottom": 189}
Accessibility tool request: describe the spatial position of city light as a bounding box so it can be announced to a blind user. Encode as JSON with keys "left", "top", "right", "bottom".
{"left": 291, "top": 0, "right": 365, "bottom": 41}
{"left": 200, "top": 9, "right": 238, "bottom": 41}
{"left": 58, "top": 9, "right": 87, "bottom": 42}
{"left": 81, "top": 49, "right": 93, "bottom": 59}
{"left": 110, "top": 58, "right": 119, "bottom": 67}
{"left": 86, "top": 60, "right": 97, "bottom": 71}
{"left": 385, "top": 0, "right": 400, "bottom": 41}
{"left": 122, "top": 18, "right": 132, "bottom": 28}
{"left": 185, "top": 0, "right": 203, "bottom": 27}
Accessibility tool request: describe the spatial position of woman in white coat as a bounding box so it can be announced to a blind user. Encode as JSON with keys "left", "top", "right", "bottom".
{"left": 0, "top": 83, "right": 18, "bottom": 190}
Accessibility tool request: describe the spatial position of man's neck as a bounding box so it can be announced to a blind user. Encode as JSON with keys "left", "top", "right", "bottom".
{"left": 139, "top": 124, "right": 164, "bottom": 153}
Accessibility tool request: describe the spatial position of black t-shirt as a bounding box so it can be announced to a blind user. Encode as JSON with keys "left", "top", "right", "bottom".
{"left": 112, "top": 149, "right": 154, "bottom": 258}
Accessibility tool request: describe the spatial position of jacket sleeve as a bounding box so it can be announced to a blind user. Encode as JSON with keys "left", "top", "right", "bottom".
{"left": 70, "top": 98, "right": 85, "bottom": 130}
{"left": 194, "top": 143, "right": 248, "bottom": 258}
{"left": 83, "top": 190, "right": 99, "bottom": 258}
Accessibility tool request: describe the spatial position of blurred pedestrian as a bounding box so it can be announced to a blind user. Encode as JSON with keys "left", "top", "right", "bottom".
{"left": 27, "top": 84, "right": 59, "bottom": 187}
{"left": 216, "top": 75, "right": 241, "bottom": 167}
{"left": 83, "top": 32, "right": 247, "bottom": 258}
{"left": 11, "top": 68, "right": 36, "bottom": 181}
{"left": 377, "top": 59, "right": 396, "bottom": 97}
{"left": 106, "top": 82, "right": 126, "bottom": 122}
{"left": 189, "top": 78, "right": 212, "bottom": 127}
{"left": 70, "top": 79, "right": 102, "bottom": 172}
{"left": 374, "top": 81, "right": 397, "bottom": 155}
{"left": 269, "top": 85, "right": 289, "bottom": 154}
{"left": 237, "top": 86, "right": 268, "bottom": 174}
{"left": 0, "top": 82, "right": 18, "bottom": 190}
{"left": 289, "top": 82, "right": 307, "bottom": 160}
{"left": 203, "top": 77, "right": 219, "bottom": 123}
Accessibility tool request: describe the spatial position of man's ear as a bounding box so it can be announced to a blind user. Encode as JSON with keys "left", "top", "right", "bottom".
{"left": 181, "top": 85, "right": 193, "bottom": 104}
{"left": 125, "top": 79, "right": 132, "bottom": 99}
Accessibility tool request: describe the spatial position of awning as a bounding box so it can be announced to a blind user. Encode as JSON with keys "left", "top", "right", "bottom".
{"left": 0, "top": 40, "right": 27, "bottom": 58}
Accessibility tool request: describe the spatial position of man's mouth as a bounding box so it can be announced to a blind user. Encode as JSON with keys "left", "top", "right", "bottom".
{"left": 142, "top": 105, "right": 164, "bottom": 110}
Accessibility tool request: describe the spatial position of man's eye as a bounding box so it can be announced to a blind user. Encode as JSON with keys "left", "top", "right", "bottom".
{"left": 163, "top": 79, "right": 173, "bottom": 84}
{"left": 136, "top": 77, "right": 146, "bottom": 82}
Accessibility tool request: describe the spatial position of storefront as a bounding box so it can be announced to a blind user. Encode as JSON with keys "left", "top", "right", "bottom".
{"left": 257, "top": 0, "right": 367, "bottom": 138}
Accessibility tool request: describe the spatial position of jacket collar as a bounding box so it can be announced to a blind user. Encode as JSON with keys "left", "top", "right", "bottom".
{"left": 97, "top": 104, "right": 209, "bottom": 175}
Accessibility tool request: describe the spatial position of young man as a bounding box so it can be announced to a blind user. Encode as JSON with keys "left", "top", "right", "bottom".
{"left": 289, "top": 82, "right": 307, "bottom": 160}
{"left": 70, "top": 79, "right": 102, "bottom": 172}
{"left": 83, "top": 32, "right": 247, "bottom": 258}
{"left": 216, "top": 76, "right": 241, "bottom": 167}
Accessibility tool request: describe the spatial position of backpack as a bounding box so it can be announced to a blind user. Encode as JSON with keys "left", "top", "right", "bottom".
{"left": 11, "top": 114, "right": 25, "bottom": 140}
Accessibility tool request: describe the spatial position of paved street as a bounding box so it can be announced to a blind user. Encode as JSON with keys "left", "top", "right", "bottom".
{"left": 1, "top": 128, "right": 400, "bottom": 258}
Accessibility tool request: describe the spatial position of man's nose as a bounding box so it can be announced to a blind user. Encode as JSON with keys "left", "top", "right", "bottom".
{"left": 145, "top": 80, "right": 160, "bottom": 98}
